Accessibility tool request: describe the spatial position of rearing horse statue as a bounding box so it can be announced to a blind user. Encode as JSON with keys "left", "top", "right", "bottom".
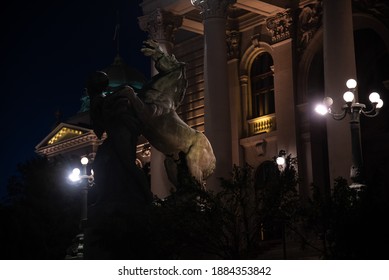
{"left": 127, "top": 40, "right": 216, "bottom": 186}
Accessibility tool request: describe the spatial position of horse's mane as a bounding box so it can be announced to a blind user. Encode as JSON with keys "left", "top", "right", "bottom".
{"left": 138, "top": 58, "right": 187, "bottom": 111}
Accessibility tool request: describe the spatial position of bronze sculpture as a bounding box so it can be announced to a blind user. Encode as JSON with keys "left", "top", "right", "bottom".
{"left": 89, "top": 40, "right": 215, "bottom": 188}
{"left": 127, "top": 39, "right": 216, "bottom": 186}
{"left": 84, "top": 39, "right": 216, "bottom": 259}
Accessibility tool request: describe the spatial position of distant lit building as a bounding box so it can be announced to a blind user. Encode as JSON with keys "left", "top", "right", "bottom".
{"left": 35, "top": 55, "right": 151, "bottom": 168}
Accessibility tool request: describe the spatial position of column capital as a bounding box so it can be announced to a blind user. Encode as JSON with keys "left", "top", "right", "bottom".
{"left": 139, "top": 8, "right": 183, "bottom": 43}
{"left": 191, "top": 0, "right": 236, "bottom": 19}
{"left": 239, "top": 75, "right": 249, "bottom": 84}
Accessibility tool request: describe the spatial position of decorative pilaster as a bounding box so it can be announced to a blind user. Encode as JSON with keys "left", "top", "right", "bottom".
{"left": 139, "top": 9, "right": 183, "bottom": 52}
{"left": 297, "top": 1, "right": 323, "bottom": 54}
{"left": 192, "top": 0, "right": 236, "bottom": 19}
{"left": 226, "top": 30, "right": 240, "bottom": 60}
{"left": 266, "top": 9, "right": 293, "bottom": 43}
{"left": 226, "top": 6, "right": 240, "bottom": 61}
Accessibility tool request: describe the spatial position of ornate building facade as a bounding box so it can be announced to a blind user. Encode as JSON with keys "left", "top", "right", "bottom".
{"left": 36, "top": 0, "right": 389, "bottom": 201}
{"left": 138, "top": 0, "right": 389, "bottom": 198}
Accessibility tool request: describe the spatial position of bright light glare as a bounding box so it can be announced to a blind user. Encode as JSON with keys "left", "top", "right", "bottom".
{"left": 315, "top": 104, "right": 328, "bottom": 115}
{"left": 343, "top": 91, "right": 355, "bottom": 103}
{"left": 276, "top": 157, "right": 285, "bottom": 166}
{"left": 346, "top": 79, "right": 357, "bottom": 89}
{"left": 377, "top": 99, "right": 384, "bottom": 108}
{"left": 68, "top": 168, "right": 81, "bottom": 182}
{"left": 81, "top": 157, "right": 89, "bottom": 165}
{"left": 369, "top": 92, "right": 380, "bottom": 103}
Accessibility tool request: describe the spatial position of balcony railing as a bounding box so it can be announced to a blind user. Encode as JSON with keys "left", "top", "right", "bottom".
{"left": 247, "top": 114, "right": 276, "bottom": 135}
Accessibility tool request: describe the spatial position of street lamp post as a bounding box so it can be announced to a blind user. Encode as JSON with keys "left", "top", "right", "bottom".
{"left": 315, "top": 79, "right": 383, "bottom": 188}
{"left": 66, "top": 156, "right": 94, "bottom": 259}
{"left": 69, "top": 156, "right": 94, "bottom": 225}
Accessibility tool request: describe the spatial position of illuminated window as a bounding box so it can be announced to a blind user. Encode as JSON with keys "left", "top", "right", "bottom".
{"left": 250, "top": 52, "right": 275, "bottom": 118}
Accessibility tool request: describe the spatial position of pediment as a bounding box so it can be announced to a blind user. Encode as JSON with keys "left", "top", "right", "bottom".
{"left": 35, "top": 122, "right": 93, "bottom": 150}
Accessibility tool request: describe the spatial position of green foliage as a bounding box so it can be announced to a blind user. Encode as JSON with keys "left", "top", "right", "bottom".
{"left": 158, "top": 152, "right": 389, "bottom": 260}
{"left": 0, "top": 156, "right": 82, "bottom": 259}
{"left": 149, "top": 158, "right": 225, "bottom": 259}
{"left": 256, "top": 155, "right": 300, "bottom": 226}
{"left": 149, "top": 154, "right": 301, "bottom": 259}
{"left": 304, "top": 176, "right": 389, "bottom": 259}
{"left": 10, "top": 151, "right": 389, "bottom": 259}
{"left": 217, "top": 164, "right": 265, "bottom": 258}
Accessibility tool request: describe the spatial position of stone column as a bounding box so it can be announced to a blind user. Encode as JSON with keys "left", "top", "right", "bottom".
{"left": 139, "top": 9, "right": 183, "bottom": 198}
{"left": 192, "top": 0, "right": 235, "bottom": 188}
{"left": 227, "top": 29, "right": 243, "bottom": 166}
{"left": 323, "top": 0, "right": 357, "bottom": 185}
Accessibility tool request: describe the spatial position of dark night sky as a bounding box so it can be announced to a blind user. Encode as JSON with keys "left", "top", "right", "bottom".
{"left": 0, "top": 0, "right": 150, "bottom": 199}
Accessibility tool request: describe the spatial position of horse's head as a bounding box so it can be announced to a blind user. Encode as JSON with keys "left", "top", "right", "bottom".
{"left": 86, "top": 71, "right": 109, "bottom": 98}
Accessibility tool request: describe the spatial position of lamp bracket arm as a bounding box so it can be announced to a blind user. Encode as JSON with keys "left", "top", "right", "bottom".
{"left": 328, "top": 108, "right": 348, "bottom": 120}
{"left": 360, "top": 103, "right": 378, "bottom": 116}
{"left": 361, "top": 110, "right": 379, "bottom": 118}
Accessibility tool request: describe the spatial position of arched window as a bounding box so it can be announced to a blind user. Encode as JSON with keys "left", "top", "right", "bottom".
{"left": 250, "top": 52, "right": 275, "bottom": 118}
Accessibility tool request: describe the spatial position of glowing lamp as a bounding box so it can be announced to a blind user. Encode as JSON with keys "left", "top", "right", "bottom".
{"left": 369, "top": 92, "right": 380, "bottom": 104}
{"left": 81, "top": 157, "right": 89, "bottom": 165}
{"left": 343, "top": 91, "right": 355, "bottom": 103}
{"left": 346, "top": 79, "right": 357, "bottom": 89}
{"left": 377, "top": 99, "right": 384, "bottom": 109}
{"left": 69, "top": 168, "right": 81, "bottom": 182}
{"left": 315, "top": 104, "right": 328, "bottom": 115}
{"left": 276, "top": 156, "right": 285, "bottom": 166}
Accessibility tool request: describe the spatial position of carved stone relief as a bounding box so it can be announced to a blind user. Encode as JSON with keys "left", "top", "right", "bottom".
{"left": 266, "top": 9, "right": 293, "bottom": 43}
